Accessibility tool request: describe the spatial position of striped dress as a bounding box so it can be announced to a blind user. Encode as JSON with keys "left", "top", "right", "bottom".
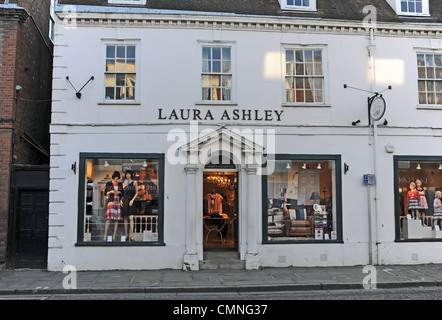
{"left": 434, "top": 198, "right": 442, "bottom": 221}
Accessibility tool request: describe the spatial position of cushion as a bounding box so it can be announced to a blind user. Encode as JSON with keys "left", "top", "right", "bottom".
{"left": 272, "top": 198, "right": 284, "bottom": 209}
{"left": 288, "top": 206, "right": 307, "bottom": 220}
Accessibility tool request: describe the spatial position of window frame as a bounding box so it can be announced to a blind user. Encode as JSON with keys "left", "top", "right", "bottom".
{"left": 416, "top": 51, "right": 442, "bottom": 108}
{"left": 280, "top": 0, "right": 317, "bottom": 11}
{"left": 197, "top": 42, "right": 236, "bottom": 105}
{"left": 108, "top": 0, "right": 147, "bottom": 5}
{"left": 262, "top": 154, "right": 343, "bottom": 244}
{"left": 398, "top": 0, "right": 430, "bottom": 16}
{"left": 394, "top": 155, "right": 442, "bottom": 242}
{"left": 101, "top": 41, "right": 141, "bottom": 105}
{"left": 76, "top": 152, "right": 165, "bottom": 246}
{"left": 282, "top": 45, "right": 329, "bottom": 107}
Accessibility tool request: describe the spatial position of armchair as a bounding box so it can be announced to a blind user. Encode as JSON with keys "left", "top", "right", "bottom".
{"left": 285, "top": 206, "right": 314, "bottom": 237}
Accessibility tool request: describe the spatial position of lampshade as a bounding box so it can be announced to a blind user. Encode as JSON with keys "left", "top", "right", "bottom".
{"left": 310, "top": 192, "right": 320, "bottom": 200}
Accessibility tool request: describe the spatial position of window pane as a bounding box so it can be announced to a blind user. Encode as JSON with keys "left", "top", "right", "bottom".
{"left": 105, "top": 87, "right": 115, "bottom": 100}
{"left": 106, "top": 59, "right": 115, "bottom": 72}
{"left": 82, "top": 158, "right": 161, "bottom": 243}
{"left": 127, "top": 46, "right": 135, "bottom": 59}
{"left": 213, "top": 47, "right": 221, "bottom": 60}
{"left": 202, "top": 75, "right": 211, "bottom": 87}
{"left": 222, "top": 61, "right": 231, "bottom": 73}
{"left": 203, "top": 47, "right": 211, "bottom": 59}
{"left": 116, "top": 60, "right": 125, "bottom": 72}
{"left": 126, "top": 74, "right": 136, "bottom": 87}
{"left": 106, "top": 46, "right": 115, "bottom": 58}
{"left": 213, "top": 61, "right": 221, "bottom": 73}
{"left": 126, "top": 60, "right": 135, "bottom": 72}
{"left": 286, "top": 50, "right": 294, "bottom": 62}
{"left": 116, "top": 74, "right": 125, "bottom": 86}
{"left": 117, "top": 46, "right": 126, "bottom": 58}
{"left": 116, "top": 87, "right": 125, "bottom": 100}
{"left": 222, "top": 48, "right": 231, "bottom": 60}
{"left": 266, "top": 159, "right": 338, "bottom": 242}
{"left": 106, "top": 74, "right": 115, "bottom": 87}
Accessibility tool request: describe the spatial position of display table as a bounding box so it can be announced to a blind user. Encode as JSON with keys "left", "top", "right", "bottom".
{"left": 203, "top": 216, "right": 230, "bottom": 246}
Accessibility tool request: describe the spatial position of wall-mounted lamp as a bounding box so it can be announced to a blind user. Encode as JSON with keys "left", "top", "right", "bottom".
{"left": 71, "top": 161, "right": 77, "bottom": 174}
{"left": 344, "top": 163, "right": 349, "bottom": 174}
{"left": 439, "top": 164, "right": 442, "bottom": 170}
{"left": 352, "top": 120, "right": 361, "bottom": 126}
{"left": 317, "top": 163, "right": 322, "bottom": 170}
{"left": 286, "top": 163, "right": 291, "bottom": 169}
{"left": 143, "top": 160, "right": 148, "bottom": 167}
{"left": 104, "top": 161, "right": 109, "bottom": 167}
{"left": 302, "top": 163, "right": 307, "bottom": 170}
{"left": 416, "top": 164, "right": 422, "bottom": 170}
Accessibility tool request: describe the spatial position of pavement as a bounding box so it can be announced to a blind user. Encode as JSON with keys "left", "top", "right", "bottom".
{"left": 0, "top": 264, "right": 442, "bottom": 296}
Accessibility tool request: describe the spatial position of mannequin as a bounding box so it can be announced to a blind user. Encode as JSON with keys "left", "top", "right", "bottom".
{"left": 415, "top": 180, "right": 428, "bottom": 226}
{"left": 104, "top": 171, "right": 123, "bottom": 241}
{"left": 407, "top": 182, "right": 421, "bottom": 220}
{"left": 433, "top": 191, "right": 442, "bottom": 230}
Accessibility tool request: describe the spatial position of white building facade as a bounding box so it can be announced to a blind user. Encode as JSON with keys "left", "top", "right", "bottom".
{"left": 49, "top": 0, "right": 442, "bottom": 271}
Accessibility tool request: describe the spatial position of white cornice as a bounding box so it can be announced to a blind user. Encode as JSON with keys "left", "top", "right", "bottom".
{"left": 56, "top": 9, "right": 442, "bottom": 38}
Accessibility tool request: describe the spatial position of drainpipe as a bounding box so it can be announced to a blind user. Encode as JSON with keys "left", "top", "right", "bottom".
{"left": 368, "top": 28, "right": 380, "bottom": 265}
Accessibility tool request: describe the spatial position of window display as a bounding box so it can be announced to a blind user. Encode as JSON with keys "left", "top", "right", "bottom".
{"left": 79, "top": 154, "right": 163, "bottom": 244}
{"left": 263, "top": 156, "right": 342, "bottom": 242}
{"left": 395, "top": 157, "right": 442, "bottom": 240}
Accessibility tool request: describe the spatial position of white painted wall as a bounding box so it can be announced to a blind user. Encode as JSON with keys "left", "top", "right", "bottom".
{"left": 48, "top": 9, "right": 442, "bottom": 270}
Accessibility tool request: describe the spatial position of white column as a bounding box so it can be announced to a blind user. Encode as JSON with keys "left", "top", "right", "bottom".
{"left": 183, "top": 164, "right": 199, "bottom": 271}
{"left": 245, "top": 164, "right": 262, "bottom": 270}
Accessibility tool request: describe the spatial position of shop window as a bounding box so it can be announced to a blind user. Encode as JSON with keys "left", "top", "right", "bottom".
{"left": 104, "top": 44, "right": 137, "bottom": 101}
{"left": 78, "top": 153, "right": 164, "bottom": 245}
{"left": 284, "top": 48, "right": 326, "bottom": 105}
{"left": 263, "top": 156, "right": 342, "bottom": 243}
{"left": 201, "top": 46, "right": 232, "bottom": 102}
{"left": 395, "top": 157, "right": 442, "bottom": 241}
{"left": 417, "top": 53, "right": 442, "bottom": 106}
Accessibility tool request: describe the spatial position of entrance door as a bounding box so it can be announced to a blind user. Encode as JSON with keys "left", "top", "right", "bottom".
{"left": 8, "top": 165, "right": 49, "bottom": 269}
{"left": 14, "top": 190, "right": 49, "bottom": 269}
{"left": 203, "top": 171, "right": 238, "bottom": 250}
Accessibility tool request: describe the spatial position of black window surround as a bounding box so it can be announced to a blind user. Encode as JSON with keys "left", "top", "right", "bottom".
{"left": 262, "top": 154, "right": 343, "bottom": 244}
{"left": 394, "top": 155, "right": 442, "bottom": 242}
{"left": 76, "top": 152, "right": 165, "bottom": 246}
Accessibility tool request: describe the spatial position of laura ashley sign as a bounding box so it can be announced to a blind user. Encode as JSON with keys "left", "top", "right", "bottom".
{"left": 158, "top": 108, "right": 284, "bottom": 122}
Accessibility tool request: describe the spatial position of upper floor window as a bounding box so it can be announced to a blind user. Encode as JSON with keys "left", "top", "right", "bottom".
{"left": 201, "top": 46, "right": 233, "bottom": 103}
{"left": 417, "top": 53, "right": 442, "bottom": 106}
{"left": 284, "top": 47, "right": 326, "bottom": 105}
{"left": 386, "top": 0, "right": 429, "bottom": 16}
{"left": 105, "top": 44, "right": 137, "bottom": 102}
{"left": 279, "top": 0, "right": 317, "bottom": 11}
{"left": 108, "top": 0, "right": 147, "bottom": 4}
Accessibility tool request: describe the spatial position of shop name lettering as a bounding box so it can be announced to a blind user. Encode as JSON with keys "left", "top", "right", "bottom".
{"left": 158, "top": 108, "right": 284, "bottom": 121}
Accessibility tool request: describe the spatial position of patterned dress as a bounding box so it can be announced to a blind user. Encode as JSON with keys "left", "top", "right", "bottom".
{"left": 105, "top": 181, "right": 123, "bottom": 220}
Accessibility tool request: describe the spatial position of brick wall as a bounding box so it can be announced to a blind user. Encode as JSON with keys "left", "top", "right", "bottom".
{"left": 0, "top": 0, "right": 52, "bottom": 263}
